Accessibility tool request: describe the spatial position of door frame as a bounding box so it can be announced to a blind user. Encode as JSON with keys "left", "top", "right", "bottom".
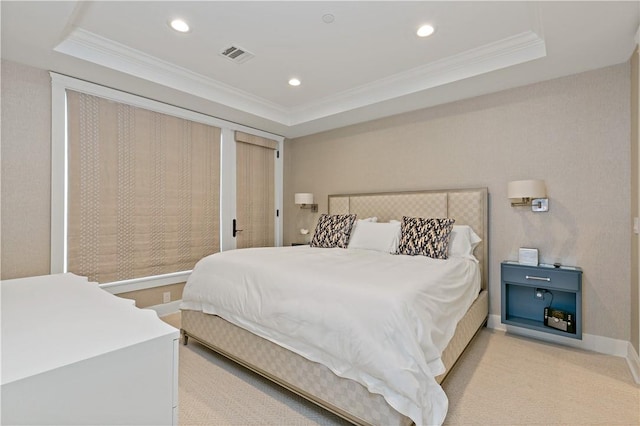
{"left": 219, "top": 128, "right": 284, "bottom": 251}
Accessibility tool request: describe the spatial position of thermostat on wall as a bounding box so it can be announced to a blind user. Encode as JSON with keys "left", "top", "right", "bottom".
{"left": 519, "top": 248, "right": 539, "bottom": 266}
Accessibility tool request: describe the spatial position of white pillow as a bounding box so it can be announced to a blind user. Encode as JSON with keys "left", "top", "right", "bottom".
{"left": 448, "top": 225, "right": 482, "bottom": 261}
{"left": 348, "top": 220, "right": 401, "bottom": 253}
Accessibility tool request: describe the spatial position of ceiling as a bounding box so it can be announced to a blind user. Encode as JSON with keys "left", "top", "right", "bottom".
{"left": 2, "top": 1, "right": 638, "bottom": 138}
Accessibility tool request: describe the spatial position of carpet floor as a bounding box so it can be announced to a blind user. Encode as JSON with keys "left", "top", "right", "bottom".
{"left": 161, "top": 313, "right": 639, "bottom": 425}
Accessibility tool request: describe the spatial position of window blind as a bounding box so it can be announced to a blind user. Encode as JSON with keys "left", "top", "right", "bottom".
{"left": 66, "top": 90, "right": 221, "bottom": 283}
{"left": 235, "top": 131, "right": 276, "bottom": 249}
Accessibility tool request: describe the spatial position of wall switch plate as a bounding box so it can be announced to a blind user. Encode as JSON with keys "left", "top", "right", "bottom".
{"left": 163, "top": 292, "right": 171, "bottom": 303}
{"left": 634, "top": 217, "right": 639, "bottom": 235}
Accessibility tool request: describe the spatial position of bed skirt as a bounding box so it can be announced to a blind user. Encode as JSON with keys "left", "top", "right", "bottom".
{"left": 181, "top": 289, "right": 488, "bottom": 426}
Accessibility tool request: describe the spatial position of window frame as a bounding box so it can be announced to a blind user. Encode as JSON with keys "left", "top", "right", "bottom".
{"left": 51, "top": 73, "right": 283, "bottom": 294}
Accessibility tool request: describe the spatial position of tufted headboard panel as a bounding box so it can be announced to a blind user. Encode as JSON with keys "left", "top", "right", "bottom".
{"left": 328, "top": 188, "right": 488, "bottom": 290}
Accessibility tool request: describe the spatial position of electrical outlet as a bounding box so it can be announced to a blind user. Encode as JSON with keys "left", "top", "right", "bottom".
{"left": 163, "top": 291, "right": 171, "bottom": 303}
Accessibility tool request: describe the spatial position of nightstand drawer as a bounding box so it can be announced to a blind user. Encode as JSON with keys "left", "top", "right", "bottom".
{"left": 502, "top": 264, "right": 581, "bottom": 292}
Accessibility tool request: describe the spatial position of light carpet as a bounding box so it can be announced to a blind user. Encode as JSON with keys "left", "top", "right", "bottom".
{"left": 161, "top": 313, "right": 639, "bottom": 425}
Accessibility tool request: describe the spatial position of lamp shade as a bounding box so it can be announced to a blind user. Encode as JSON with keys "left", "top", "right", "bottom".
{"left": 294, "top": 193, "right": 314, "bottom": 205}
{"left": 507, "top": 180, "right": 547, "bottom": 199}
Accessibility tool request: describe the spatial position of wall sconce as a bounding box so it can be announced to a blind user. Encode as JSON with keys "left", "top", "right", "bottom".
{"left": 295, "top": 193, "right": 318, "bottom": 213}
{"left": 507, "top": 179, "right": 549, "bottom": 212}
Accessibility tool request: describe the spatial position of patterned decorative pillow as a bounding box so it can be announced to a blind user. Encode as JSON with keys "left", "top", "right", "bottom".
{"left": 310, "top": 214, "right": 357, "bottom": 248}
{"left": 397, "top": 216, "right": 455, "bottom": 259}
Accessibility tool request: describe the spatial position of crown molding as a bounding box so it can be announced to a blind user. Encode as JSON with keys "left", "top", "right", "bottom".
{"left": 289, "top": 30, "right": 546, "bottom": 125}
{"left": 55, "top": 27, "right": 545, "bottom": 127}
{"left": 54, "top": 28, "right": 291, "bottom": 124}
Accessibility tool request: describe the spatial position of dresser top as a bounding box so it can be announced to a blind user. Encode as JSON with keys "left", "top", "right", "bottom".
{"left": 1, "top": 273, "right": 178, "bottom": 385}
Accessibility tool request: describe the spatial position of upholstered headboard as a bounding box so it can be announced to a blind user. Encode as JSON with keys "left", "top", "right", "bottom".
{"left": 328, "top": 188, "right": 489, "bottom": 290}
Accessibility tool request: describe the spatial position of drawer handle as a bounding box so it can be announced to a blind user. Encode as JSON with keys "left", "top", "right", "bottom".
{"left": 526, "top": 275, "right": 551, "bottom": 282}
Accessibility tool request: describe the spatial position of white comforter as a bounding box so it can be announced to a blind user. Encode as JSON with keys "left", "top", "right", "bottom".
{"left": 181, "top": 246, "right": 480, "bottom": 425}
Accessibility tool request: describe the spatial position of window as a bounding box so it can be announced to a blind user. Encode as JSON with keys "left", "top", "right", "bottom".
{"left": 66, "top": 90, "right": 220, "bottom": 283}
{"left": 51, "top": 74, "right": 283, "bottom": 292}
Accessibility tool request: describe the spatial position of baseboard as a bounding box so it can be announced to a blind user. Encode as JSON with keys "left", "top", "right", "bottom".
{"left": 626, "top": 342, "right": 640, "bottom": 384}
{"left": 488, "top": 314, "right": 636, "bottom": 377}
{"left": 147, "top": 300, "right": 182, "bottom": 317}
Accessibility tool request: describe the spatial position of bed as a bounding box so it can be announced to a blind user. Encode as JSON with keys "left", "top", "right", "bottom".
{"left": 180, "top": 188, "right": 488, "bottom": 426}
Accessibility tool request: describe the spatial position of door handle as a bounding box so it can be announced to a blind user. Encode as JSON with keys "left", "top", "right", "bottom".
{"left": 233, "top": 219, "right": 243, "bottom": 238}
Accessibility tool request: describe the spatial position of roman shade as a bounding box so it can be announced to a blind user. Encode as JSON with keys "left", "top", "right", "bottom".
{"left": 66, "top": 90, "right": 221, "bottom": 283}
{"left": 235, "top": 131, "right": 277, "bottom": 249}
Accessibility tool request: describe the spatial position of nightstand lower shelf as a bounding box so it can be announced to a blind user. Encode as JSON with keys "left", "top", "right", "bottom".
{"left": 503, "top": 315, "right": 578, "bottom": 338}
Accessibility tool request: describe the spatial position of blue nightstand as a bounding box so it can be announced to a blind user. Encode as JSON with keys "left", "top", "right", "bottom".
{"left": 501, "top": 261, "right": 582, "bottom": 339}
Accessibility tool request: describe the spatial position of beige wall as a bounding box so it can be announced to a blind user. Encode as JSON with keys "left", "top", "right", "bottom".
{"left": 0, "top": 60, "right": 182, "bottom": 309}
{"left": 631, "top": 47, "right": 639, "bottom": 354}
{"left": 286, "top": 63, "right": 632, "bottom": 341}
{"left": 1, "top": 60, "right": 51, "bottom": 279}
{"left": 118, "top": 282, "right": 186, "bottom": 308}
{"left": 1, "top": 58, "right": 634, "bottom": 342}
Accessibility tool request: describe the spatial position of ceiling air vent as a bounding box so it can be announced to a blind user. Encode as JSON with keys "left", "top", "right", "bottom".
{"left": 219, "top": 45, "right": 255, "bottom": 64}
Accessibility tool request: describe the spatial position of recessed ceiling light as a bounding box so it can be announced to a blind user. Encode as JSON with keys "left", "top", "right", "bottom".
{"left": 417, "top": 24, "right": 435, "bottom": 37}
{"left": 170, "top": 19, "right": 190, "bottom": 33}
{"left": 288, "top": 78, "right": 301, "bottom": 87}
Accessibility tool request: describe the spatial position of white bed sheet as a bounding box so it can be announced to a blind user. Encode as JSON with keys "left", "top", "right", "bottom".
{"left": 181, "top": 246, "right": 480, "bottom": 425}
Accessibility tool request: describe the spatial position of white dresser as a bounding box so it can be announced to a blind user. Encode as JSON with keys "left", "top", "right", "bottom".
{"left": 1, "top": 273, "right": 179, "bottom": 425}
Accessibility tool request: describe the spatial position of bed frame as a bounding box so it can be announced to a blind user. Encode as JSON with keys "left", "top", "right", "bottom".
{"left": 181, "top": 187, "right": 489, "bottom": 425}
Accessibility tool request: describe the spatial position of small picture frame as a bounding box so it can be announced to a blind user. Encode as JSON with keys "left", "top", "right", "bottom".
{"left": 519, "top": 248, "right": 538, "bottom": 266}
